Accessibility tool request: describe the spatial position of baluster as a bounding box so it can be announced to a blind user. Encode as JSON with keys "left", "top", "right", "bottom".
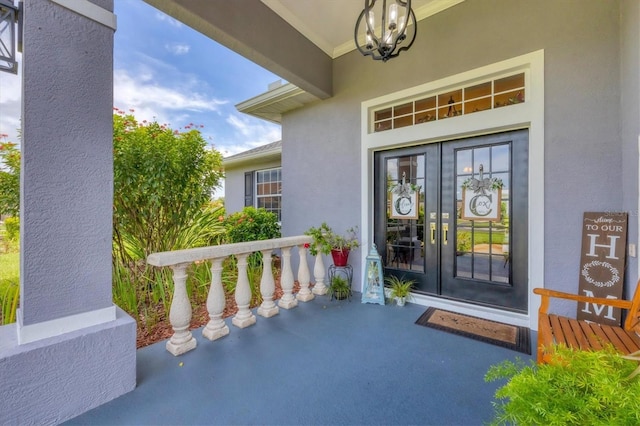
{"left": 312, "top": 251, "right": 328, "bottom": 295}
{"left": 278, "top": 246, "right": 298, "bottom": 309}
{"left": 296, "top": 244, "right": 314, "bottom": 302}
{"left": 258, "top": 249, "right": 279, "bottom": 317}
{"left": 166, "top": 263, "right": 197, "bottom": 356}
{"left": 232, "top": 253, "right": 257, "bottom": 328}
{"left": 203, "top": 257, "right": 230, "bottom": 341}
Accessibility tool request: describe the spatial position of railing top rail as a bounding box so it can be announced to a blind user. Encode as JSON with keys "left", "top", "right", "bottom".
{"left": 147, "top": 235, "right": 314, "bottom": 267}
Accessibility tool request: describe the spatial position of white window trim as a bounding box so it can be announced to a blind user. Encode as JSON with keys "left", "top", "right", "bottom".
{"left": 359, "top": 49, "right": 544, "bottom": 331}
{"left": 255, "top": 167, "right": 282, "bottom": 222}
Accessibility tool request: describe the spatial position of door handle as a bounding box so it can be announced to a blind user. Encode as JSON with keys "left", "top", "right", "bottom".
{"left": 442, "top": 223, "right": 449, "bottom": 245}
{"left": 430, "top": 222, "right": 436, "bottom": 244}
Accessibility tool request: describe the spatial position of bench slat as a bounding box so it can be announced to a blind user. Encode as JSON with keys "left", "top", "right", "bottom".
{"left": 558, "top": 316, "right": 580, "bottom": 348}
{"left": 610, "top": 327, "right": 640, "bottom": 353}
{"left": 578, "top": 321, "right": 603, "bottom": 351}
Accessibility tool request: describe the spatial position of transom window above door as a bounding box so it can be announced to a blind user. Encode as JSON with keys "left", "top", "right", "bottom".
{"left": 372, "top": 73, "right": 525, "bottom": 133}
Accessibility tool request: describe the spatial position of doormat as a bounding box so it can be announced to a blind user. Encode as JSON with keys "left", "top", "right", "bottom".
{"left": 415, "top": 307, "right": 531, "bottom": 355}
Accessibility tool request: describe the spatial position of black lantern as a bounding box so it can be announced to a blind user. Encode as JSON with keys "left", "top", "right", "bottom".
{"left": 354, "top": 0, "right": 417, "bottom": 62}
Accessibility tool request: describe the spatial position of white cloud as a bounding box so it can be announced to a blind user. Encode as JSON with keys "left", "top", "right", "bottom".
{"left": 155, "top": 12, "right": 183, "bottom": 28}
{"left": 113, "top": 68, "right": 227, "bottom": 126}
{"left": 165, "top": 43, "right": 190, "bottom": 55}
{"left": 0, "top": 53, "right": 22, "bottom": 144}
{"left": 220, "top": 113, "right": 281, "bottom": 157}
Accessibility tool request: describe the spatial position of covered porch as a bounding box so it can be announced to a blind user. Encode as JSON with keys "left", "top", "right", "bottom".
{"left": 1, "top": 0, "right": 639, "bottom": 423}
{"left": 66, "top": 292, "right": 536, "bottom": 425}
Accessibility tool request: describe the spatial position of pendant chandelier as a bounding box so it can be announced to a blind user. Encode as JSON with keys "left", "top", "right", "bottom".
{"left": 354, "top": 0, "right": 417, "bottom": 62}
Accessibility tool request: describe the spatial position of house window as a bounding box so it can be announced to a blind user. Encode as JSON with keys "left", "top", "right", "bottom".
{"left": 372, "top": 72, "right": 525, "bottom": 133}
{"left": 254, "top": 168, "right": 282, "bottom": 222}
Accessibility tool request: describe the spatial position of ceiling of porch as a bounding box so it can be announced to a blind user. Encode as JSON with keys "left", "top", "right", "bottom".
{"left": 261, "top": 0, "right": 464, "bottom": 59}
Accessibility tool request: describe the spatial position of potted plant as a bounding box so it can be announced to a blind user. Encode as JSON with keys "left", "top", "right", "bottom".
{"left": 305, "top": 223, "right": 359, "bottom": 266}
{"left": 327, "top": 275, "right": 351, "bottom": 300}
{"left": 385, "top": 275, "right": 415, "bottom": 306}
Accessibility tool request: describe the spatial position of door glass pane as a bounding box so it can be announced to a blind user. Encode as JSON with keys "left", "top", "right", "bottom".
{"left": 385, "top": 155, "right": 425, "bottom": 272}
{"left": 455, "top": 143, "right": 511, "bottom": 283}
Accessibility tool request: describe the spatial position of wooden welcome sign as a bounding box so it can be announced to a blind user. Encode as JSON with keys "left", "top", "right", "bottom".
{"left": 576, "top": 212, "right": 627, "bottom": 326}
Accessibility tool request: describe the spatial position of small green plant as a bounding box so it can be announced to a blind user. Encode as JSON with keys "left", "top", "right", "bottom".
{"left": 485, "top": 345, "right": 640, "bottom": 425}
{"left": 327, "top": 275, "right": 351, "bottom": 300}
{"left": 305, "top": 223, "right": 359, "bottom": 256}
{"left": 3, "top": 217, "right": 19, "bottom": 241}
{"left": 385, "top": 275, "right": 415, "bottom": 305}
{"left": 1, "top": 281, "right": 19, "bottom": 325}
{"left": 456, "top": 231, "right": 471, "bottom": 254}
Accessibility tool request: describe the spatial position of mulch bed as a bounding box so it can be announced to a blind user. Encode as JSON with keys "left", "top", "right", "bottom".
{"left": 136, "top": 280, "right": 301, "bottom": 349}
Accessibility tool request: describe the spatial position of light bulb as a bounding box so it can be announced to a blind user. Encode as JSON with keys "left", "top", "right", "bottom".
{"left": 388, "top": 3, "right": 398, "bottom": 30}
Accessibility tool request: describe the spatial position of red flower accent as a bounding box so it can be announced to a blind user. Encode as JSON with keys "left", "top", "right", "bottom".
{"left": 304, "top": 243, "right": 310, "bottom": 249}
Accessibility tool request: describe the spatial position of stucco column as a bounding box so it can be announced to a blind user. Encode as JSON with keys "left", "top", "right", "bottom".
{"left": 0, "top": 1, "right": 136, "bottom": 424}
{"left": 18, "top": 0, "right": 116, "bottom": 341}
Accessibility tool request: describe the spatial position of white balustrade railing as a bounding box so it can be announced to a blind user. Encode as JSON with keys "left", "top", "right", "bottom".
{"left": 147, "top": 235, "right": 325, "bottom": 356}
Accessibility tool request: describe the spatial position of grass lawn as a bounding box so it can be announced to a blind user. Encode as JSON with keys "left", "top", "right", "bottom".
{"left": 0, "top": 249, "right": 20, "bottom": 324}
{"left": 0, "top": 251, "right": 19, "bottom": 287}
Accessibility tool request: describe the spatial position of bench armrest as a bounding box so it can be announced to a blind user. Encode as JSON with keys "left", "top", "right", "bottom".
{"left": 534, "top": 287, "right": 632, "bottom": 314}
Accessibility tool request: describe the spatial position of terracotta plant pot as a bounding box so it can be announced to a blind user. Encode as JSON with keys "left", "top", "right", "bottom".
{"left": 331, "top": 248, "right": 350, "bottom": 266}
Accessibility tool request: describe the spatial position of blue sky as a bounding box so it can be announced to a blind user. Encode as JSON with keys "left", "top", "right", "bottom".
{"left": 0, "top": 0, "right": 282, "bottom": 159}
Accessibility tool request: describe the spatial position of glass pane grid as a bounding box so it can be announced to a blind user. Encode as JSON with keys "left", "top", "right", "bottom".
{"left": 372, "top": 72, "right": 525, "bottom": 133}
{"left": 455, "top": 145, "right": 511, "bottom": 284}
{"left": 385, "top": 155, "right": 425, "bottom": 273}
{"left": 256, "top": 168, "right": 282, "bottom": 222}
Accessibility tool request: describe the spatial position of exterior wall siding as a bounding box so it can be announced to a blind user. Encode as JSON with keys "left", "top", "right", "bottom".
{"left": 282, "top": 0, "right": 626, "bottom": 311}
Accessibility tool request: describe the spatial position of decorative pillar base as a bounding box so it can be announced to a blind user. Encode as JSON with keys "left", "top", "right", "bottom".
{"left": 296, "top": 292, "right": 315, "bottom": 302}
{"left": 166, "top": 336, "right": 197, "bottom": 356}
{"left": 232, "top": 314, "right": 257, "bottom": 328}
{"left": 202, "top": 322, "right": 230, "bottom": 341}
{"left": 278, "top": 297, "right": 298, "bottom": 309}
{"left": 257, "top": 305, "right": 279, "bottom": 318}
{"left": 312, "top": 285, "right": 328, "bottom": 296}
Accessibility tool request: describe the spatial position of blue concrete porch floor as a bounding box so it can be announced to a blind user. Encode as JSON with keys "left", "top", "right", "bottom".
{"left": 67, "top": 294, "right": 536, "bottom": 425}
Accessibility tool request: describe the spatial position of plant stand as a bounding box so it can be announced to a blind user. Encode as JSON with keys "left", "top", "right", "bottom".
{"left": 328, "top": 264, "right": 353, "bottom": 300}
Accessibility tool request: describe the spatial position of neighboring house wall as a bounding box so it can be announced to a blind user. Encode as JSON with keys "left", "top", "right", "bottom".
{"left": 225, "top": 158, "right": 282, "bottom": 216}
{"left": 282, "top": 0, "right": 630, "bottom": 318}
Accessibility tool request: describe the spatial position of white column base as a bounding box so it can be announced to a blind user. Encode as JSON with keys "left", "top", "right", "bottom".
{"left": 202, "top": 321, "right": 230, "bottom": 341}
{"left": 166, "top": 335, "right": 197, "bottom": 356}
{"left": 296, "top": 292, "right": 315, "bottom": 302}
{"left": 312, "top": 285, "right": 328, "bottom": 296}
{"left": 232, "top": 315, "right": 257, "bottom": 328}
{"left": 257, "top": 305, "right": 279, "bottom": 318}
{"left": 17, "top": 305, "right": 116, "bottom": 345}
{"left": 278, "top": 297, "right": 298, "bottom": 309}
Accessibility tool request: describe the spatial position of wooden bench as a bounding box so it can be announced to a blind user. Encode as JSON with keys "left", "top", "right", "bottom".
{"left": 533, "top": 280, "right": 640, "bottom": 363}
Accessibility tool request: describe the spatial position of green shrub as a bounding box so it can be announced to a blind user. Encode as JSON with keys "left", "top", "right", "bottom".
{"left": 221, "top": 207, "right": 280, "bottom": 305}
{"left": 4, "top": 217, "right": 19, "bottom": 241}
{"left": 456, "top": 231, "right": 471, "bottom": 253}
{"left": 485, "top": 345, "right": 640, "bottom": 425}
{"left": 223, "top": 207, "right": 281, "bottom": 244}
